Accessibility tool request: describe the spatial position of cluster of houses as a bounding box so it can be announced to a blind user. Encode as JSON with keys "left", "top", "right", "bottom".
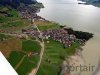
{"left": 22, "top": 28, "right": 40, "bottom": 37}
{"left": 19, "top": 6, "right": 36, "bottom": 19}
{"left": 22, "top": 28, "right": 77, "bottom": 47}
{"left": 18, "top": 5, "right": 46, "bottom": 21}
{"left": 42, "top": 29, "right": 76, "bottom": 47}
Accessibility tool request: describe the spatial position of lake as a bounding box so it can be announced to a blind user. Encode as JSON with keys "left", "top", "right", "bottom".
{"left": 37, "top": 0, "right": 100, "bottom": 75}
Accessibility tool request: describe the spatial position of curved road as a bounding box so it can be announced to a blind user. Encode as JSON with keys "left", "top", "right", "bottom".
{"left": 32, "top": 21, "right": 45, "bottom": 75}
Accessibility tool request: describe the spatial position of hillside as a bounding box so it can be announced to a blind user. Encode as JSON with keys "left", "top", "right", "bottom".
{"left": 0, "top": 0, "right": 37, "bottom": 8}
{"left": 80, "top": 0, "right": 100, "bottom": 7}
{"left": 0, "top": 0, "right": 37, "bottom": 4}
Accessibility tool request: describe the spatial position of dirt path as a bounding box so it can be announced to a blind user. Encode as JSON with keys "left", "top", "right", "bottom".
{"left": 29, "top": 21, "right": 45, "bottom": 75}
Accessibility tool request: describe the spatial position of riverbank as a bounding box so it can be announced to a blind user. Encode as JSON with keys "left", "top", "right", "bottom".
{"left": 79, "top": 0, "right": 100, "bottom": 7}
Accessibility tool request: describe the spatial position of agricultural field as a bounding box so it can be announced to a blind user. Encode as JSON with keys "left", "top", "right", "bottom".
{"left": 8, "top": 51, "right": 25, "bottom": 68}
{"left": 34, "top": 20, "right": 60, "bottom": 30}
{"left": 22, "top": 40, "right": 41, "bottom": 53}
{"left": 0, "top": 34, "right": 41, "bottom": 75}
{"left": 0, "top": 37, "right": 22, "bottom": 57}
{"left": 0, "top": 6, "right": 30, "bottom": 32}
{"left": 37, "top": 39, "right": 80, "bottom": 75}
{"left": 0, "top": 5, "right": 42, "bottom": 75}
{"left": 16, "top": 56, "right": 39, "bottom": 75}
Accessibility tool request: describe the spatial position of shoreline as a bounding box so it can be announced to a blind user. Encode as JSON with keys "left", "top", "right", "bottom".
{"left": 60, "top": 47, "right": 85, "bottom": 75}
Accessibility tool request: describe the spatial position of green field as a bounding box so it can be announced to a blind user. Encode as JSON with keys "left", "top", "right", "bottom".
{"left": 37, "top": 39, "right": 80, "bottom": 75}
{"left": 0, "top": 7, "right": 19, "bottom": 23}
{"left": 6, "top": 39, "right": 41, "bottom": 75}
{"left": 8, "top": 51, "right": 40, "bottom": 75}
{"left": 0, "top": 6, "right": 30, "bottom": 31}
{"left": 34, "top": 20, "right": 60, "bottom": 31}
{"left": 38, "top": 22, "right": 60, "bottom": 31}
{"left": 37, "top": 61, "right": 59, "bottom": 75}
{"left": 22, "top": 40, "right": 41, "bottom": 53}
{"left": 17, "top": 56, "right": 39, "bottom": 75}
{"left": 8, "top": 51, "right": 25, "bottom": 68}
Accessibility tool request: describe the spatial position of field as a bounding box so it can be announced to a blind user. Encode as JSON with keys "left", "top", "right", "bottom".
{"left": 17, "top": 56, "right": 39, "bottom": 75}
{"left": 0, "top": 34, "right": 41, "bottom": 75}
{"left": 0, "top": 38, "right": 22, "bottom": 57}
{"left": 37, "top": 39, "right": 80, "bottom": 75}
{"left": 35, "top": 20, "right": 60, "bottom": 30}
{"left": 22, "top": 40, "right": 41, "bottom": 53}
{"left": 8, "top": 51, "right": 25, "bottom": 68}
{"left": 0, "top": 6, "right": 30, "bottom": 32}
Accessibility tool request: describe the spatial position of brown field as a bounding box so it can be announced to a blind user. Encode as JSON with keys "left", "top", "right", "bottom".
{"left": 0, "top": 38, "right": 22, "bottom": 57}
{"left": 34, "top": 20, "right": 51, "bottom": 26}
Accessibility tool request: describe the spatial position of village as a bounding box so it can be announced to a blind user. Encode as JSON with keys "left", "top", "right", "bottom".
{"left": 22, "top": 27, "right": 77, "bottom": 48}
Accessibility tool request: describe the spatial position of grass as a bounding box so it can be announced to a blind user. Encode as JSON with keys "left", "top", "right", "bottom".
{"left": 0, "top": 7, "right": 19, "bottom": 23}
{"left": 0, "top": 33, "right": 11, "bottom": 41}
{"left": 45, "top": 39, "right": 80, "bottom": 64}
{"left": 34, "top": 20, "right": 60, "bottom": 30}
{"left": 37, "top": 61, "right": 59, "bottom": 75}
{"left": 37, "top": 39, "right": 80, "bottom": 75}
{"left": 22, "top": 40, "right": 41, "bottom": 53}
{"left": 1, "top": 21, "right": 23, "bottom": 28}
{"left": 7, "top": 8, "right": 19, "bottom": 18}
{"left": 5, "top": 39, "right": 41, "bottom": 75}
{"left": 0, "top": 37, "right": 41, "bottom": 74}
{"left": 16, "top": 56, "right": 39, "bottom": 75}
{"left": 16, "top": 57, "right": 34, "bottom": 75}
{"left": 38, "top": 24, "right": 59, "bottom": 31}
{"left": 7, "top": 51, "right": 24, "bottom": 68}
{"left": 0, "top": 6, "right": 30, "bottom": 32}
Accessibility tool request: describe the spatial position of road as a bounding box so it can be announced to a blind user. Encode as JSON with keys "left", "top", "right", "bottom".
{"left": 32, "top": 21, "right": 45, "bottom": 75}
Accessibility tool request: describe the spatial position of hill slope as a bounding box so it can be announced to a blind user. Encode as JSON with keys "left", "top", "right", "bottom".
{"left": 80, "top": 0, "right": 100, "bottom": 7}
{"left": 0, "top": 0, "right": 37, "bottom": 8}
